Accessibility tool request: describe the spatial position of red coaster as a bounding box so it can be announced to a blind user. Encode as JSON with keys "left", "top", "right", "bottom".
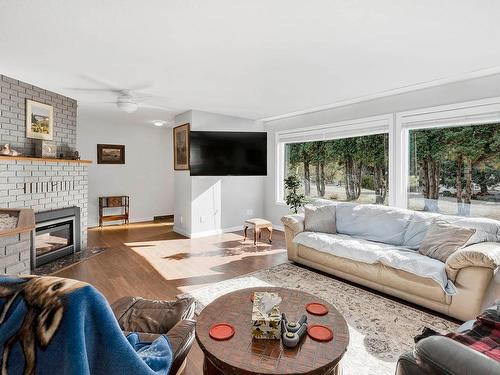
{"left": 209, "top": 323, "right": 235, "bottom": 341}
{"left": 307, "top": 324, "right": 333, "bottom": 342}
{"left": 306, "top": 302, "right": 329, "bottom": 316}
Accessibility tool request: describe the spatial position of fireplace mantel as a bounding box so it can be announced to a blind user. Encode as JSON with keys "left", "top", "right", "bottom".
{"left": 0, "top": 156, "right": 91, "bottom": 164}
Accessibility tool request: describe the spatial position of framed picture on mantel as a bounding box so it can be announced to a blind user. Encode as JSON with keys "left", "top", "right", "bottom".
{"left": 26, "top": 99, "right": 54, "bottom": 140}
{"left": 97, "top": 144, "right": 125, "bottom": 164}
{"left": 173, "top": 123, "right": 190, "bottom": 170}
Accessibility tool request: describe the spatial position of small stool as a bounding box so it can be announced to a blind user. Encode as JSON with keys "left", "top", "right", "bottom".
{"left": 244, "top": 218, "right": 273, "bottom": 245}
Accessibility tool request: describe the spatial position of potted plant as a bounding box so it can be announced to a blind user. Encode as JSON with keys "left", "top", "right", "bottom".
{"left": 284, "top": 175, "right": 306, "bottom": 214}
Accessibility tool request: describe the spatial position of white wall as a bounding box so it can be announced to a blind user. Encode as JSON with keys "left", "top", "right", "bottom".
{"left": 173, "top": 110, "right": 266, "bottom": 237}
{"left": 264, "top": 73, "right": 500, "bottom": 226}
{"left": 77, "top": 105, "right": 174, "bottom": 227}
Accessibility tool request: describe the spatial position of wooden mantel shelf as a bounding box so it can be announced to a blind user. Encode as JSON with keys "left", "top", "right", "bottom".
{"left": 0, "top": 155, "right": 92, "bottom": 164}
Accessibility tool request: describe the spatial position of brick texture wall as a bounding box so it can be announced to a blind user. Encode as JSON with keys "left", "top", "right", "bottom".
{"left": 0, "top": 232, "right": 31, "bottom": 275}
{"left": 0, "top": 74, "right": 77, "bottom": 156}
{"left": 0, "top": 159, "right": 88, "bottom": 250}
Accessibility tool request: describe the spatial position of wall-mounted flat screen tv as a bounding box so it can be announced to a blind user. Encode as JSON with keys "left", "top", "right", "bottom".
{"left": 190, "top": 131, "right": 267, "bottom": 176}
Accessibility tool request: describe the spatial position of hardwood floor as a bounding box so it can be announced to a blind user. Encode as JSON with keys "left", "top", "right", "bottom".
{"left": 55, "top": 219, "right": 288, "bottom": 375}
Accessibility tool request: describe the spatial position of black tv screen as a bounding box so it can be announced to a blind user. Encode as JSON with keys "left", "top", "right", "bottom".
{"left": 190, "top": 131, "right": 267, "bottom": 176}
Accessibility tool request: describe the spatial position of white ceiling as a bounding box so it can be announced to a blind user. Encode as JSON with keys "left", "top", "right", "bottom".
{"left": 1, "top": 0, "right": 500, "bottom": 120}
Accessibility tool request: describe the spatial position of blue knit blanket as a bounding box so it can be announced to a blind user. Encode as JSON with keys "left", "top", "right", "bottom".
{"left": 0, "top": 275, "right": 173, "bottom": 375}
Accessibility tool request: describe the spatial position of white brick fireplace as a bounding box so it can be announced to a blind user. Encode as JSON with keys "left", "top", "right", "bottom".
{"left": 0, "top": 157, "right": 89, "bottom": 252}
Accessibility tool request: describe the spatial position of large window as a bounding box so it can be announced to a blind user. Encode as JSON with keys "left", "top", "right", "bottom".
{"left": 408, "top": 123, "right": 500, "bottom": 219}
{"left": 284, "top": 133, "right": 389, "bottom": 204}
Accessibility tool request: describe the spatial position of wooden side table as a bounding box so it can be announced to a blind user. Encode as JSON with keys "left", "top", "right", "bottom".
{"left": 244, "top": 218, "right": 273, "bottom": 245}
{"left": 98, "top": 196, "right": 129, "bottom": 227}
{"left": 196, "top": 287, "right": 349, "bottom": 375}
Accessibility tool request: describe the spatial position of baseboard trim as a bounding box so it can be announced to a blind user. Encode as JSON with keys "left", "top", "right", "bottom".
{"left": 173, "top": 226, "right": 191, "bottom": 238}
{"left": 88, "top": 216, "right": 155, "bottom": 229}
{"left": 273, "top": 224, "right": 284, "bottom": 232}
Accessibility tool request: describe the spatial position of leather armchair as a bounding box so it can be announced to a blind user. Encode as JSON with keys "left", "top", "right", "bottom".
{"left": 396, "top": 335, "right": 499, "bottom": 375}
{"left": 111, "top": 296, "right": 196, "bottom": 375}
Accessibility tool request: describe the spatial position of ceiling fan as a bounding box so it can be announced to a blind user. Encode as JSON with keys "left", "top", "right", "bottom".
{"left": 67, "top": 75, "right": 174, "bottom": 114}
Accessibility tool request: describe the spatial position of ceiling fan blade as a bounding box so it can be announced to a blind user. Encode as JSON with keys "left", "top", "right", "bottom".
{"left": 77, "top": 74, "right": 123, "bottom": 91}
{"left": 67, "top": 87, "right": 123, "bottom": 93}
{"left": 139, "top": 103, "right": 175, "bottom": 112}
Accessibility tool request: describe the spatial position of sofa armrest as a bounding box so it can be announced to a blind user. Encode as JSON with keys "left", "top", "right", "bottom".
{"left": 412, "top": 336, "right": 500, "bottom": 374}
{"left": 166, "top": 319, "right": 196, "bottom": 375}
{"left": 395, "top": 352, "right": 422, "bottom": 375}
{"left": 280, "top": 214, "right": 305, "bottom": 237}
{"left": 446, "top": 242, "right": 500, "bottom": 281}
{"left": 281, "top": 214, "right": 305, "bottom": 262}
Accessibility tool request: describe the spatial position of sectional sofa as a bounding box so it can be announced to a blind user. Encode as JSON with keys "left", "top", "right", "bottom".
{"left": 282, "top": 202, "right": 500, "bottom": 321}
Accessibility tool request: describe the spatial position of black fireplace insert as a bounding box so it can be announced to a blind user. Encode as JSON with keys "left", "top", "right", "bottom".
{"left": 31, "top": 207, "right": 81, "bottom": 268}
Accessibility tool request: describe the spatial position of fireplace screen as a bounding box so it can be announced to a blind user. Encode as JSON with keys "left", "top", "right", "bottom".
{"left": 34, "top": 218, "right": 74, "bottom": 266}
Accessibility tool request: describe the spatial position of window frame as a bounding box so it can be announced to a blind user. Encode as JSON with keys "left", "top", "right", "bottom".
{"left": 275, "top": 96, "right": 500, "bottom": 212}
{"left": 395, "top": 97, "right": 500, "bottom": 209}
{"left": 275, "top": 114, "right": 394, "bottom": 204}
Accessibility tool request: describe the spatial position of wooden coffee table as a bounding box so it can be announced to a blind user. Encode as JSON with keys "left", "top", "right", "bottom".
{"left": 195, "top": 287, "right": 349, "bottom": 375}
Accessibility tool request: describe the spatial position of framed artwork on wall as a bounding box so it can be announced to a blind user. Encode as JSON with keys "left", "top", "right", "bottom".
{"left": 173, "top": 123, "right": 190, "bottom": 170}
{"left": 26, "top": 99, "right": 54, "bottom": 140}
{"left": 97, "top": 144, "right": 125, "bottom": 164}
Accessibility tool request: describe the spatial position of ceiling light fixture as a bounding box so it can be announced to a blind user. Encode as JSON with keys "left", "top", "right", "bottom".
{"left": 153, "top": 120, "right": 165, "bottom": 127}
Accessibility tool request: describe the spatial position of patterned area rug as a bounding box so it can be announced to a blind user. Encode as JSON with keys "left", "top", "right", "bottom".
{"left": 178, "top": 262, "right": 459, "bottom": 375}
{"left": 33, "top": 247, "right": 108, "bottom": 275}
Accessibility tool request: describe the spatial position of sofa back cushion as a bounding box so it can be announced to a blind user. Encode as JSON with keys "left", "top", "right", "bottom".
{"left": 335, "top": 203, "right": 412, "bottom": 246}
{"left": 403, "top": 211, "right": 441, "bottom": 249}
{"left": 403, "top": 211, "right": 500, "bottom": 249}
{"left": 304, "top": 204, "right": 336, "bottom": 234}
{"left": 438, "top": 215, "right": 500, "bottom": 245}
{"left": 418, "top": 221, "right": 476, "bottom": 262}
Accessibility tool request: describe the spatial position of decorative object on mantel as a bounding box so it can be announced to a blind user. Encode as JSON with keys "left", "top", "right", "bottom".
{"left": 173, "top": 123, "right": 190, "bottom": 170}
{"left": 34, "top": 139, "right": 57, "bottom": 158}
{"left": 98, "top": 196, "right": 129, "bottom": 227}
{"left": 97, "top": 144, "right": 125, "bottom": 164}
{"left": 26, "top": 99, "right": 53, "bottom": 140}
{"left": 0, "top": 144, "right": 22, "bottom": 156}
{"left": 71, "top": 150, "right": 80, "bottom": 160}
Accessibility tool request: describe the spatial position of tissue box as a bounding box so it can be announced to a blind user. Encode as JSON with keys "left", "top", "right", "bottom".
{"left": 251, "top": 292, "right": 282, "bottom": 339}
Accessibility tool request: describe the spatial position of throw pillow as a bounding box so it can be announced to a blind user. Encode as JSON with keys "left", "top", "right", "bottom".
{"left": 418, "top": 220, "right": 476, "bottom": 262}
{"left": 304, "top": 204, "right": 336, "bottom": 234}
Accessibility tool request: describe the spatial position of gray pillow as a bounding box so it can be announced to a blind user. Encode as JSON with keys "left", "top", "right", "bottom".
{"left": 418, "top": 221, "right": 476, "bottom": 262}
{"left": 304, "top": 204, "right": 336, "bottom": 234}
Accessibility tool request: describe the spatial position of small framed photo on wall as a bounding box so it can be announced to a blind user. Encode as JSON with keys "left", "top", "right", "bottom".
{"left": 97, "top": 144, "right": 125, "bottom": 164}
{"left": 26, "top": 99, "right": 54, "bottom": 140}
{"left": 173, "top": 123, "right": 190, "bottom": 170}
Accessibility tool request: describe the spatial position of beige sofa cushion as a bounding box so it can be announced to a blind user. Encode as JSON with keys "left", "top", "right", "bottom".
{"left": 304, "top": 204, "right": 336, "bottom": 234}
{"left": 297, "top": 245, "right": 449, "bottom": 304}
{"left": 418, "top": 221, "right": 476, "bottom": 262}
